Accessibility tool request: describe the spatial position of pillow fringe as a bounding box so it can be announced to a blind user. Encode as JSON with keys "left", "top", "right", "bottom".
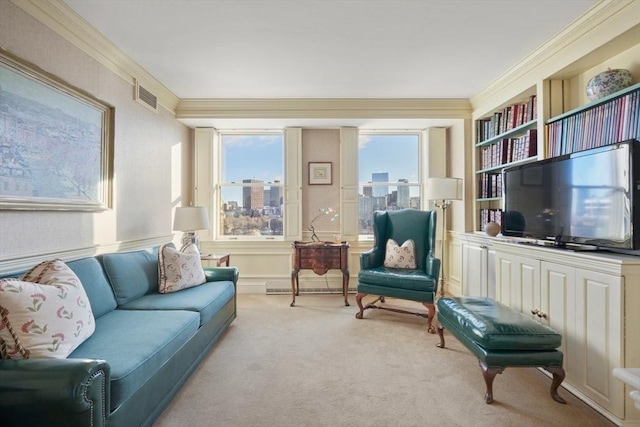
{"left": 0, "top": 308, "right": 29, "bottom": 359}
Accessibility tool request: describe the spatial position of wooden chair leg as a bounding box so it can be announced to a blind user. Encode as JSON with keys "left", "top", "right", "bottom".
{"left": 355, "top": 293, "right": 367, "bottom": 319}
{"left": 546, "top": 366, "right": 567, "bottom": 404}
{"left": 422, "top": 302, "right": 436, "bottom": 334}
{"left": 479, "top": 362, "right": 504, "bottom": 404}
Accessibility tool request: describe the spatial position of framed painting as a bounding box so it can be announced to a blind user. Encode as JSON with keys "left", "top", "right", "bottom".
{"left": 309, "top": 162, "right": 332, "bottom": 185}
{"left": 0, "top": 49, "right": 114, "bottom": 211}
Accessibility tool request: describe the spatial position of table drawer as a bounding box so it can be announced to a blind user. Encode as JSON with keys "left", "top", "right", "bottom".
{"left": 300, "top": 248, "right": 341, "bottom": 259}
{"left": 301, "top": 258, "right": 341, "bottom": 270}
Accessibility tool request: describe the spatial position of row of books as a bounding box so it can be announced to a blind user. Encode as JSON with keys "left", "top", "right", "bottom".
{"left": 547, "top": 88, "right": 639, "bottom": 157}
{"left": 476, "top": 95, "right": 537, "bottom": 142}
{"left": 478, "top": 173, "right": 502, "bottom": 199}
{"left": 478, "top": 129, "right": 538, "bottom": 170}
{"left": 479, "top": 208, "right": 502, "bottom": 231}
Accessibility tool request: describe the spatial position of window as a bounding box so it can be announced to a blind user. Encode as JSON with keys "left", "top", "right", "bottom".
{"left": 218, "top": 132, "right": 284, "bottom": 239}
{"left": 358, "top": 132, "right": 421, "bottom": 237}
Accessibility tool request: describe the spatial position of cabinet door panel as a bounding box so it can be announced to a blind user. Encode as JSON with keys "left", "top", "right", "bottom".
{"left": 496, "top": 252, "right": 515, "bottom": 308}
{"left": 462, "top": 243, "right": 487, "bottom": 297}
{"left": 541, "top": 262, "right": 573, "bottom": 374}
{"left": 487, "top": 248, "right": 496, "bottom": 300}
{"left": 518, "top": 259, "right": 539, "bottom": 315}
{"left": 575, "top": 270, "right": 623, "bottom": 417}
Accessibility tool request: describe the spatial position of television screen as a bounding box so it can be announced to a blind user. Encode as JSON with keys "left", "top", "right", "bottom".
{"left": 502, "top": 139, "right": 639, "bottom": 250}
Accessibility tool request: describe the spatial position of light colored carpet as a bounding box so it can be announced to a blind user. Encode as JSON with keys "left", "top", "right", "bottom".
{"left": 153, "top": 294, "right": 615, "bottom": 427}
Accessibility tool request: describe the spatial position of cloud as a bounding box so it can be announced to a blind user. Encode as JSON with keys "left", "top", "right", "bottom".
{"left": 358, "top": 135, "right": 373, "bottom": 149}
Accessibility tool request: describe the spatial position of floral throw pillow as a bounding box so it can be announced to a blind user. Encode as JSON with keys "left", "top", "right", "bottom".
{"left": 158, "top": 243, "right": 206, "bottom": 293}
{"left": 0, "top": 259, "right": 96, "bottom": 359}
{"left": 383, "top": 239, "right": 417, "bottom": 269}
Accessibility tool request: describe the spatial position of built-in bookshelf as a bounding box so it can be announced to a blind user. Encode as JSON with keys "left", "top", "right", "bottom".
{"left": 546, "top": 82, "right": 640, "bottom": 157}
{"left": 474, "top": 94, "right": 539, "bottom": 232}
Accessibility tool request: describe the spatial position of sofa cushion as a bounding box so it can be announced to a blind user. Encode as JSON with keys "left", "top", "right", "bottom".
{"left": 158, "top": 243, "right": 206, "bottom": 293}
{"left": 69, "top": 308, "right": 200, "bottom": 412}
{"left": 120, "top": 280, "right": 235, "bottom": 326}
{"left": 383, "top": 238, "right": 417, "bottom": 269}
{"left": 0, "top": 260, "right": 95, "bottom": 359}
{"left": 66, "top": 257, "right": 117, "bottom": 318}
{"left": 99, "top": 248, "right": 160, "bottom": 305}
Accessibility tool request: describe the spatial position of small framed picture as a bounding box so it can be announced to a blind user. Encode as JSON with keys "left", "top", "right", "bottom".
{"left": 308, "top": 162, "right": 332, "bottom": 185}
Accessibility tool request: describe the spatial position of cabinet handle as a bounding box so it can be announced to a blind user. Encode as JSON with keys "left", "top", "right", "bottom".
{"left": 480, "top": 245, "right": 487, "bottom": 249}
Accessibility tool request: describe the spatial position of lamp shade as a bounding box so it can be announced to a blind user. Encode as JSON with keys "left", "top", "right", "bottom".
{"left": 173, "top": 206, "right": 210, "bottom": 231}
{"left": 427, "top": 177, "right": 463, "bottom": 201}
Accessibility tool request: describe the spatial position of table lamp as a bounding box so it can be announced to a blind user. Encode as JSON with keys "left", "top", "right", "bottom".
{"left": 427, "top": 177, "right": 463, "bottom": 298}
{"left": 173, "top": 206, "right": 210, "bottom": 249}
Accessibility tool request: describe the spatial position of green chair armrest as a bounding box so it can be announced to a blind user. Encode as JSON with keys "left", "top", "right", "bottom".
{"left": 204, "top": 266, "right": 239, "bottom": 285}
{"left": 426, "top": 255, "right": 441, "bottom": 284}
{"left": 0, "top": 358, "right": 110, "bottom": 427}
{"left": 360, "top": 248, "right": 383, "bottom": 270}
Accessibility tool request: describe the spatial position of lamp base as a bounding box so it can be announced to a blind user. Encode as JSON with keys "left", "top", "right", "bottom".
{"left": 182, "top": 232, "right": 200, "bottom": 250}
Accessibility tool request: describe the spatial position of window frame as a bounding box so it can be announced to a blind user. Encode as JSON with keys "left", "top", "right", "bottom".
{"left": 215, "top": 130, "right": 285, "bottom": 241}
{"left": 357, "top": 130, "right": 425, "bottom": 240}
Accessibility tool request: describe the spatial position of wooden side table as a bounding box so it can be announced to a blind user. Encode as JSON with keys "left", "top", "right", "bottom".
{"left": 200, "top": 253, "right": 230, "bottom": 267}
{"left": 290, "top": 241, "right": 349, "bottom": 307}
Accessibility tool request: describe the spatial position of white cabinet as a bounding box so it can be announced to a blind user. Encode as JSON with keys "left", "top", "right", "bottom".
{"left": 571, "top": 267, "right": 624, "bottom": 417}
{"left": 459, "top": 234, "right": 496, "bottom": 298}
{"left": 494, "top": 241, "right": 640, "bottom": 424}
{"left": 495, "top": 251, "right": 539, "bottom": 314}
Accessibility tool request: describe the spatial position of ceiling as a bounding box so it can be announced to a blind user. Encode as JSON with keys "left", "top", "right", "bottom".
{"left": 62, "top": 0, "right": 601, "bottom": 128}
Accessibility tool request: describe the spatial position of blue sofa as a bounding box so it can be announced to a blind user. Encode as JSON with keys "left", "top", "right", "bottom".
{"left": 0, "top": 246, "right": 238, "bottom": 427}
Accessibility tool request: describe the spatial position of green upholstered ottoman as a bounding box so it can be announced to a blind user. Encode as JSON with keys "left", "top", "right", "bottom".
{"left": 436, "top": 296, "right": 566, "bottom": 404}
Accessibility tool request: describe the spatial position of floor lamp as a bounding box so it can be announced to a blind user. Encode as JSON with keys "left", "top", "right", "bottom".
{"left": 427, "top": 177, "right": 463, "bottom": 298}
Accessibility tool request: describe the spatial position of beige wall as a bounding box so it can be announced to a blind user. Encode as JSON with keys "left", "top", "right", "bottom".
{"left": 301, "top": 129, "right": 341, "bottom": 240}
{"left": 0, "top": 2, "right": 190, "bottom": 269}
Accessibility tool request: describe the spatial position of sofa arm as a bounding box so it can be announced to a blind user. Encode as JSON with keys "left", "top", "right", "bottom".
{"left": 0, "top": 358, "right": 110, "bottom": 427}
{"left": 204, "top": 266, "right": 239, "bottom": 285}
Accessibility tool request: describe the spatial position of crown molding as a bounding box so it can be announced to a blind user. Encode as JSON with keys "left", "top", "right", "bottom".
{"left": 11, "top": 0, "right": 180, "bottom": 113}
{"left": 471, "top": 0, "right": 640, "bottom": 116}
{"left": 176, "top": 98, "right": 472, "bottom": 119}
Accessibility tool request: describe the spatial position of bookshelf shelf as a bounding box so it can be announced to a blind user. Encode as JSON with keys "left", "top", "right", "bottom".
{"left": 475, "top": 120, "right": 537, "bottom": 148}
{"left": 546, "top": 83, "right": 640, "bottom": 157}
{"left": 547, "top": 82, "right": 640, "bottom": 123}
{"left": 476, "top": 155, "right": 538, "bottom": 174}
{"left": 473, "top": 93, "right": 539, "bottom": 232}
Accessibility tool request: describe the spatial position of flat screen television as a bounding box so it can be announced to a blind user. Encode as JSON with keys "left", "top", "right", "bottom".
{"left": 502, "top": 139, "right": 640, "bottom": 251}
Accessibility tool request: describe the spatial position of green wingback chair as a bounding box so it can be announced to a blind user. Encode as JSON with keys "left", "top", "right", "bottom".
{"left": 355, "top": 209, "right": 441, "bottom": 333}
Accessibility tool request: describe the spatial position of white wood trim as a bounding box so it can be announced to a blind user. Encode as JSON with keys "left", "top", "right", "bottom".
{"left": 177, "top": 98, "right": 472, "bottom": 119}
{"left": 339, "top": 127, "right": 359, "bottom": 240}
{"left": 194, "top": 128, "right": 216, "bottom": 240}
{"left": 0, "top": 235, "right": 173, "bottom": 275}
{"left": 11, "top": 0, "right": 180, "bottom": 112}
{"left": 284, "top": 127, "right": 302, "bottom": 241}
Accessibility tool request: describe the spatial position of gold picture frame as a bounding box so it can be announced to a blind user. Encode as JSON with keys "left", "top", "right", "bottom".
{"left": 0, "top": 49, "right": 114, "bottom": 211}
{"left": 309, "top": 162, "right": 332, "bottom": 185}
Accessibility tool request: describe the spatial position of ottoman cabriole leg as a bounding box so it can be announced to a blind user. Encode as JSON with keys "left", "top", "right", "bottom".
{"left": 479, "top": 362, "right": 504, "bottom": 404}
{"left": 436, "top": 324, "right": 445, "bottom": 348}
{"left": 547, "top": 366, "right": 567, "bottom": 404}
